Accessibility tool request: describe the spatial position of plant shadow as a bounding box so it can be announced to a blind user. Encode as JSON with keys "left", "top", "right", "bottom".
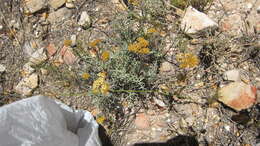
{"left": 133, "top": 135, "right": 199, "bottom": 146}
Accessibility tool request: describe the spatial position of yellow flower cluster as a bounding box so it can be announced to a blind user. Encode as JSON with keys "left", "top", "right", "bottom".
{"left": 88, "top": 39, "right": 102, "bottom": 47}
{"left": 101, "top": 51, "right": 110, "bottom": 61}
{"left": 128, "top": 37, "right": 150, "bottom": 54}
{"left": 96, "top": 116, "right": 106, "bottom": 125}
{"left": 92, "top": 72, "right": 110, "bottom": 95}
{"left": 176, "top": 53, "right": 199, "bottom": 68}
{"left": 147, "top": 27, "right": 158, "bottom": 33}
{"left": 82, "top": 73, "right": 90, "bottom": 80}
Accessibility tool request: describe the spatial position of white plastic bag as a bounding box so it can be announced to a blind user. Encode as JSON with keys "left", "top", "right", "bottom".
{"left": 0, "top": 95, "right": 102, "bottom": 146}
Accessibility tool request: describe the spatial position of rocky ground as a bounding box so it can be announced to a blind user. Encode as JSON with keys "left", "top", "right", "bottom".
{"left": 0, "top": 0, "right": 260, "bottom": 146}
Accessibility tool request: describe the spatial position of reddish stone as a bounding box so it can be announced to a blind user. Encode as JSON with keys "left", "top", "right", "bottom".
{"left": 135, "top": 113, "right": 150, "bottom": 129}
{"left": 228, "top": 86, "right": 256, "bottom": 110}
{"left": 221, "top": 21, "right": 232, "bottom": 31}
{"left": 60, "top": 46, "right": 68, "bottom": 56}
{"left": 218, "top": 82, "right": 257, "bottom": 111}
{"left": 46, "top": 43, "right": 57, "bottom": 57}
{"left": 60, "top": 46, "right": 77, "bottom": 65}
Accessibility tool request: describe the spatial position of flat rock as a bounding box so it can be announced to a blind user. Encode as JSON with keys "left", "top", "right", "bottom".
{"left": 181, "top": 6, "right": 218, "bottom": 34}
{"left": 65, "top": 2, "right": 75, "bottom": 8}
{"left": 15, "top": 73, "right": 39, "bottom": 96}
{"left": 46, "top": 43, "right": 57, "bottom": 57}
{"left": 159, "top": 61, "right": 175, "bottom": 75}
{"left": 223, "top": 69, "right": 241, "bottom": 81}
{"left": 49, "top": 0, "right": 66, "bottom": 9}
{"left": 78, "top": 11, "right": 91, "bottom": 28}
{"left": 24, "top": 0, "right": 46, "bottom": 13}
{"left": 29, "top": 48, "right": 48, "bottom": 65}
{"left": 218, "top": 82, "right": 257, "bottom": 111}
{"left": 0, "top": 64, "right": 6, "bottom": 73}
{"left": 219, "top": 13, "right": 243, "bottom": 36}
{"left": 47, "top": 8, "right": 72, "bottom": 23}
{"left": 60, "top": 46, "right": 77, "bottom": 65}
{"left": 70, "top": 35, "right": 77, "bottom": 47}
{"left": 135, "top": 113, "right": 150, "bottom": 129}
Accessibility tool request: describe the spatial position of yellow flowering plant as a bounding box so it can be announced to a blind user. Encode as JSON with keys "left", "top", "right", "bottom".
{"left": 88, "top": 39, "right": 102, "bottom": 48}
{"left": 147, "top": 27, "right": 158, "bottom": 34}
{"left": 92, "top": 72, "right": 110, "bottom": 95}
{"left": 96, "top": 116, "right": 106, "bottom": 125}
{"left": 101, "top": 51, "right": 110, "bottom": 62}
{"left": 137, "top": 37, "right": 149, "bottom": 47}
{"left": 176, "top": 53, "right": 199, "bottom": 68}
{"left": 82, "top": 73, "right": 90, "bottom": 80}
{"left": 128, "top": 37, "right": 150, "bottom": 54}
{"left": 98, "top": 72, "right": 106, "bottom": 78}
{"left": 79, "top": 1, "right": 166, "bottom": 124}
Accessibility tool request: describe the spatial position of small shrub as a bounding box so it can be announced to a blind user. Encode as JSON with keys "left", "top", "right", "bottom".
{"left": 176, "top": 53, "right": 199, "bottom": 68}
{"left": 77, "top": 0, "right": 166, "bottom": 114}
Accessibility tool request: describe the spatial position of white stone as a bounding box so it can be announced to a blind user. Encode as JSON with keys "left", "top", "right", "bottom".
{"left": 15, "top": 73, "right": 38, "bottom": 96}
{"left": 246, "top": 3, "right": 253, "bottom": 9}
{"left": 0, "top": 64, "right": 6, "bottom": 73}
{"left": 49, "top": 0, "right": 66, "bottom": 9}
{"left": 159, "top": 61, "right": 174, "bottom": 75}
{"left": 223, "top": 69, "right": 241, "bottom": 81}
{"left": 66, "top": 2, "right": 75, "bottom": 8}
{"left": 196, "top": 74, "right": 201, "bottom": 79}
{"left": 78, "top": 11, "right": 91, "bottom": 27}
{"left": 0, "top": 25, "right": 3, "bottom": 30}
{"left": 181, "top": 6, "right": 218, "bottom": 34}
{"left": 153, "top": 97, "right": 166, "bottom": 107}
{"left": 24, "top": 0, "right": 46, "bottom": 13}
{"left": 224, "top": 125, "right": 230, "bottom": 131}
{"left": 10, "top": 20, "right": 19, "bottom": 29}
{"left": 70, "top": 35, "right": 77, "bottom": 47}
{"left": 29, "top": 48, "right": 47, "bottom": 65}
